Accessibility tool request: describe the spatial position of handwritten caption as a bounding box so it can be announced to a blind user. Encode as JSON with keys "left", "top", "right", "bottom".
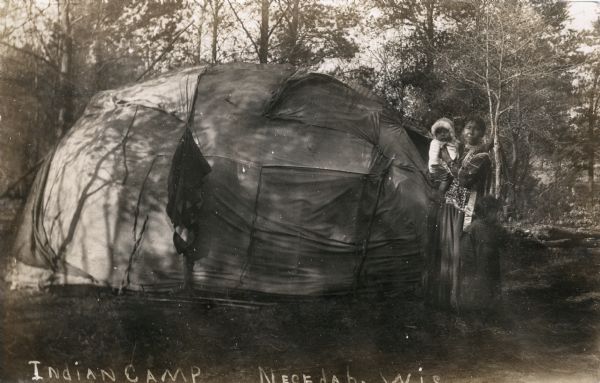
{"left": 258, "top": 367, "right": 441, "bottom": 383}
{"left": 27, "top": 361, "right": 441, "bottom": 383}
{"left": 28, "top": 361, "right": 201, "bottom": 383}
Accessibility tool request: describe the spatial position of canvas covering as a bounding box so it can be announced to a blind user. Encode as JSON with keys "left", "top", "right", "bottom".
{"left": 8, "top": 63, "right": 432, "bottom": 297}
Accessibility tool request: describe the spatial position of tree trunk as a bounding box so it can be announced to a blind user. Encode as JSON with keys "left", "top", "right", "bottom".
{"left": 211, "top": 0, "right": 222, "bottom": 63}
{"left": 485, "top": 88, "right": 496, "bottom": 196}
{"left": 420, "top": 0, "right": 436, "bottom": 106}
{"left": 493, "top": 120, "right": 502, "bottom": 199}
{"left": 424, "top": 0, "right": 435, "bottom": 75}
{"left": 589, "top": 114, "right": 596, "bottom": 203}
{"left": 56, "top": 0, "right": 73, "bottom": 138}
{"left": 258, "top": 0, "right": 269, "bottom": 63}
{"left": 89, "top": 39, "right": 103, "bottom": 91}
{"left": 197, "top": 1, "right": 208, "bottom": 63}
{"left": 288, "top": 0, "right": 300, "bottom": 65}
{"left": 507, "top": 78, "right": 522, "bottom": 214}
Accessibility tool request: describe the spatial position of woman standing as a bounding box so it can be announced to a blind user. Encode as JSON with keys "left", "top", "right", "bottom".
{"left": 427, "top": 116, "right": 492, "bottom": 311}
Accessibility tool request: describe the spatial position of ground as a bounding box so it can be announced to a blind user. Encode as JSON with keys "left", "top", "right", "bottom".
{"left": 1, "top": 201, "right": 600, "bottom": 383}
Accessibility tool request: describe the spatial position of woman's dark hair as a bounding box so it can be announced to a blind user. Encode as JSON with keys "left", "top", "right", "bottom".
{"left": 465, "top": 116, "right": 487, "bottom": 134}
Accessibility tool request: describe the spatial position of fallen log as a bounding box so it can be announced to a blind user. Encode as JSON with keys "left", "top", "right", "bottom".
{"left": 511, "top": 225, "right": 600, "bottom": 249}
{"left": 533, "top": 225, "right": 600, "bottom": 241}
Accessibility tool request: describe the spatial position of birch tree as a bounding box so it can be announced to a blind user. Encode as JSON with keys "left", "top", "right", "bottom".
{"left": 572, "top": 20, "right": 600, "bottom": 203}
{"left": 441, "top": 0, "right": 567, "bottom": 198}
{"left": 56, "top": 0, "right": 72, "bottom": 138}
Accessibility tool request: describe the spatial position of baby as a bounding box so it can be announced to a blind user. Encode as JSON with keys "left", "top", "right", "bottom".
{"left": 428, "top": 118, "right": 459, "bottom": 192}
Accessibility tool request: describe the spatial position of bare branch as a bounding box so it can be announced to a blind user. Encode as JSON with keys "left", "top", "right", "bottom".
{"left": 498, "top": 104, "right": 513, "bottom": 117}
{"left": 136, "top": 20, "right": 195, "bottom": 82}
{"left": 274, "top": 0, "right": 292, "bottom": 31}
{"left": 226, "top": 0, "right": 260, "bottom": 58}
{"left": 0, "top": 41, "right": 58, "bottom": 71}
{"left": 25, "top": 3, "right": 55, "bottom": 63}
{"left": 268, "top": 0, "right": 291, "bottom": 39}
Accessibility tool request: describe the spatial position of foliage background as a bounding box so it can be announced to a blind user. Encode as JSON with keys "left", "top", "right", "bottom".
{"left": 0, "top": 0, "right": 598, "bottom": 226}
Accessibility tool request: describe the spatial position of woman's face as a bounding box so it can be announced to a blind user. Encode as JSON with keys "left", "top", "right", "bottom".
{"left": 462, "top": 121, "right": 484, "bottom": 145}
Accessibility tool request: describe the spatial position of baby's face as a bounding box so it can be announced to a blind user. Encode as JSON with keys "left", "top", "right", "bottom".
{"left": 435, "top": 127, "right": 452, "bottom": 142}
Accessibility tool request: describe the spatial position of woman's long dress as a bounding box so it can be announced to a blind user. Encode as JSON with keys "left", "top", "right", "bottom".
{"left": 426, "top": 144, "right": 491, "bottom": 310}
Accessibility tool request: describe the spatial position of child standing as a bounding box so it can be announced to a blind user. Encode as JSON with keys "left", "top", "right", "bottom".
{"left": 457, "top": 195, "right": 507, "bottom": 314}
{"left": 428, "top": 118, "right": 460, "bottom": 193}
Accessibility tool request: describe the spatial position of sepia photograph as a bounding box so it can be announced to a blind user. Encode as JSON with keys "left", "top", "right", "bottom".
{"left": 1, "top": 0, "right": 599, "bottom": 382}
